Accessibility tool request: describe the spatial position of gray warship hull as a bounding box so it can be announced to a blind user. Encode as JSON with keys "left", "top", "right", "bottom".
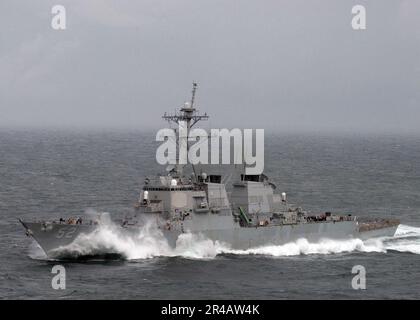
{"left": 19, "top": 84, "right": 401, "bottom": 259}
{"left": 21, "top": 221, "right": 98, "bottom": 258}
{"left": 20, "top": 219, "right": 398, "bottom": 258}
{"left": 161, "top": 221, "right": 399, "bottom": 249}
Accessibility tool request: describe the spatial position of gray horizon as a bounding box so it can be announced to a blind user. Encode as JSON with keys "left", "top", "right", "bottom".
{"left": 1, "top": 0, "right": 419, "bottom": 134}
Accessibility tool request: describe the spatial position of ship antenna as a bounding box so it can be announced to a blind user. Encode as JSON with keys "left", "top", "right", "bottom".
{"left": 161, "top": 82, "right": 209, "bottom": 180}
{"left": 162, "top": 82, "right": 209, "bottom": 129}
{"left": 190, "top": 82, "right": 197, "bottom": 109}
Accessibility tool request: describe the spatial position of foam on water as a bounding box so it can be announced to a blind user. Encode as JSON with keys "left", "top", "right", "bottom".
{"left": 380, "top": 224, "right": 420, "bottom": 254}
{"left": 28, "top": 242, "right": 48, "bottom": 260}
{"left": 225, "top": 238, "right": 385, "bottom": 257}
{"left": 44, "top": 215, "right": 420, "bottom": 260}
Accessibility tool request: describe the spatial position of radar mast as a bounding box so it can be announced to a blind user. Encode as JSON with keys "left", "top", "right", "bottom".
{"left": 162, "top": 82, "right": 209, "bottom": 130}
{"left": 162, "top": 83, "right": 209, "bottom": 178}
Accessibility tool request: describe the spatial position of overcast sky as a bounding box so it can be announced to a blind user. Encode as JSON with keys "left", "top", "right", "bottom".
{"left": 0, "top": 0, "right": 419, "bottom": 133}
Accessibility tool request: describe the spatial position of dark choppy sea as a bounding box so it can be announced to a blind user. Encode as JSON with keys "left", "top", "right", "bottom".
{"left": 1, "top": 129, "right": 419, "bottom": 299}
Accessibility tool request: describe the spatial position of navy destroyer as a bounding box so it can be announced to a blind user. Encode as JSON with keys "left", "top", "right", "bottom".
{"left": 20, "top": 84, "right": 400, "bottom": 258}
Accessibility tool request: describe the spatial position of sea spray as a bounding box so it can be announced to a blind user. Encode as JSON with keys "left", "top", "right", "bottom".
{"left": 224, "top": 238, "right": 385, "bottom": 257}
{"left": 53, "top": 213, "right": 174, "bottom": 259}
{"left": 380, "top": 224, "right": 420, "bottom": 254}
{"left": 46, "top": 218, "right": 420, "bottom": 260}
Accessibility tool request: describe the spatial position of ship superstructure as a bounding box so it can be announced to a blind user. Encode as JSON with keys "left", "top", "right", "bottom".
{"left": 20, "top": 84, "right": 400, "bottom": 257}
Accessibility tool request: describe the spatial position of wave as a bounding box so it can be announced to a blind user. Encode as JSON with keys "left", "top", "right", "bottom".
{"left": 38, "top": 216, "right": 420, "bottom": 260}
{"left": 379, "top": 224, "right": 420, "bottom": 255}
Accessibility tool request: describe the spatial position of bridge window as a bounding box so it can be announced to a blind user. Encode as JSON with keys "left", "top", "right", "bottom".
{"left": 209, "top": 175, "right": 221, "bottom": 183}
{"left": 241, "top": 174, "right": 260, "bottom": 182}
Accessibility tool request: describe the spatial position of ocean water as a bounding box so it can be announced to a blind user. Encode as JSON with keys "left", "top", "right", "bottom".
{"left": 0, "top": 129, "right": 420, "bottom": 299}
